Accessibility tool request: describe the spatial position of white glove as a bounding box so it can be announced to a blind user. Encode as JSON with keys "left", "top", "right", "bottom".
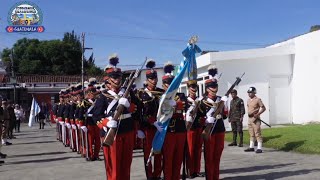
{"left": 119, "top": 97, "right": 130, "bottom": 108}
{"left": 168, "top": 99, "right": 176, "bottom": 107}
{"left": 186, "top": 115, "right": 193, "bottom": 122}
{"left": 71, "top": 124, "right": 77, "bottom": 129}
{"left": 107, "top": 119, "right": 118, "bottom": 128}
{"left": 137, "top": 130, "right": 146, "bottom": 139}
{"left": 81, "top": 126, "right": 88, "bottom": 132}
{"left": 66, "top": 123, "right": 71, "bottom": 129}
{"left": 103, "top": 126, "right": 108, "bottom": 133}
{"left": 221, "top": 96, "right": 228, "bottom": 102}
{"left": 54, "top": 118, "right": 58, "bottom": 123}
{"left": 206, "top": 116, "right": 215, "bottom": 123}
{"left": 154, "top": 122, "right": 163, "bottom": 132}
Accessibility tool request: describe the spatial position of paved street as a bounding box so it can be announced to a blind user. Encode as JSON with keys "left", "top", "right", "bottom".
{"left": 1, "top": 123, "right": 320, "bottom": 180}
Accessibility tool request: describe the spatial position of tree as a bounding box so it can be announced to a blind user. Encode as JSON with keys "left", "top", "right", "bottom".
{"left": 310, "top": 25, "right": 320, "bottom": 32}
{"left": 0, "top": 31, "right": 103, "bottom": 75}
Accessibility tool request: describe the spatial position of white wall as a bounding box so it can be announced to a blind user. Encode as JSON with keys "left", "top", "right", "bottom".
{"left": 134, "top": 69, "right": 165, "bottom": 89}
{"left": 291, "top": 30, "right": 320, "bottom": 123}
{"left": 195, "top": 53, "right": 293, "bottom": 128}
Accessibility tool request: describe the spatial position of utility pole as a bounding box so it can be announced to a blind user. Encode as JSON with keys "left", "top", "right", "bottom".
{"left": 81, "top": 32, "right": 93, "bottom": 91}
{"left": 9, "top": 49, "right": 16, "bottom": 104}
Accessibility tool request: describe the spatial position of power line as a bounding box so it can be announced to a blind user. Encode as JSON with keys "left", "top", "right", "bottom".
{"left": 0, "top": 31, "right": 268, "bottom": 47}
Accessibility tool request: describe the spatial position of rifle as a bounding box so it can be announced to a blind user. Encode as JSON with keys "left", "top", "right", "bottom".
{"left": 202, "top": 73, "right": 245, "bottom": 140}
{"left": 186, "top": 100, "right": 200, "bottom": 130}
{"left": 121, "top": 71, "right": 134, "bottom": 89}
{"left": 102, "top": 58, "right": 147, "bottom": 146}
{"left": 250, "top": 109, "right": 271, "bottom": 128}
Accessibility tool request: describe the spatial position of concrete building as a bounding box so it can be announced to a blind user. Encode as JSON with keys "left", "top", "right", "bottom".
{"left": 178, "top": 30, "right": 320, "bottom": 129}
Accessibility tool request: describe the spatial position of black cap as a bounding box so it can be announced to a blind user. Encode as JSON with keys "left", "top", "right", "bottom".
{"left": 247, "top": 87, "right": 257, "bottom": 93}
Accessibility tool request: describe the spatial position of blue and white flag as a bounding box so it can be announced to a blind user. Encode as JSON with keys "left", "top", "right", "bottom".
{"left": 28, "top": 98, "right": 41, "bottom": 127}
{"left": 151, "top": 59, "right": 190, "bottom": 153}
{"left": 182, "top": 43, "right": 202, "bottom": 80}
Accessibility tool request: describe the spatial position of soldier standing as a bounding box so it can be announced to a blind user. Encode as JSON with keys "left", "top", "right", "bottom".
{"left": 161, "top": 62, "right": 187, "bottom": 180}
{"left": 1, "top": 99, "right": 12, "bottom": 146}
{"left": 0, "top": 102, "right": 7, "bottom": 163}
{"left": 185, "top": 80, "right": 205, "bottom": 178}
{"left": 244, "top": 87, "right": 266, "bottom": 153}
{"left": 136, "top": 60, "right": 164, "bottom": 180}
{"left": 85, "top": 79, "right": 102, "bottom": 161}
{"left": 96, "top": 54, "right": 135, "bottom": 180}
{"left": 200, "top": 67, "right": 228, "bottom": 180}
{"left": 228, "top": 89, "right": 245, "bottom": 147}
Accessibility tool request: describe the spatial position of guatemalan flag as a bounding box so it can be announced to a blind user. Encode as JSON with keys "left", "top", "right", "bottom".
{"left": 151, "top": 39, "right": 201, "bottom": 154}
{"left": 28, "top": 97, "right": 41, "bottom": 127}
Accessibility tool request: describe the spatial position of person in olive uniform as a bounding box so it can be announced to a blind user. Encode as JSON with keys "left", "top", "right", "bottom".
{"left": 228, "top": 89, "right": 245, "bottom": 147}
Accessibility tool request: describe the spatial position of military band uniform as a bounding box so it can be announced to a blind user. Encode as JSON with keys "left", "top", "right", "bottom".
{"left": 185, "top": 95, "right": 205, "bottom": 178}
{"left": 136, "top": 87, "right": 164, "bottom": 179}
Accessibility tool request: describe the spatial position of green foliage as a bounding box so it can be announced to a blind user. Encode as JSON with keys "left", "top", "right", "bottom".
{"left": 310, "top": 25, "right": 320, "bottom": 32}
{"left": 225, "top": 124, "right": 320, "bottom": 154}
{"left": 0, "top": 31, "right": 102, "bottom": 76}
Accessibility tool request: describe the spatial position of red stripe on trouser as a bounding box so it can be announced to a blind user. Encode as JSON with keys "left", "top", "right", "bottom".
{"left": 143, "top": 128, "right": 162, "bottom": 178}
{"left": 187, "top": 128, "right": 203, "bottom": 174}
{"left": 88, "top": 125, "right": 101, "bottom": 159}
{"left": 163, "top": 132, "right": 187, "bottom": 180}
{"left": 204, "top": 132, "right": 225, "bottom": 180}
{"left": 104, "top": 131, "right": 134, "bottom": 180}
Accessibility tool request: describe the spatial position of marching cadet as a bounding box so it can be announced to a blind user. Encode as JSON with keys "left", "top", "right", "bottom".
{"left": 185, "top": 80, "right": 205, "bottom": 178}
{"left": 57, "top": 90, "right": 66, "bottom": 144}
{"left": 53, "top": 91, "right": 63, "bottom": 141}
{"left": 161, "top": 62, "right": 187, "bottom": 180}
{"left": 96, "top": 54, "right": 135, "bottom": 180}
{"left": 228, "top": 89, "right": 245, "bottom": 147}
{"left": 77, "top": 85, "right": 91, "bottom": 158}
{"left": 199, "top": 66, "right": 228, "bottom": 180}
{"left": 85, "top": 78, "right": 102, "bottom": 161}
{"left": 136, "top": 60, "right": 164, "bottom": 180}
{"left": 64, "top": 89, "right": 72, "bottom": 147}
{"left": 244, "top": 87, "right": 266, "bottom": 153}
{"left": 69, "top": 86, "right": 78, "bottom": 151}
{"left": 74, "top": 85, "right": 82, "bottom": 154}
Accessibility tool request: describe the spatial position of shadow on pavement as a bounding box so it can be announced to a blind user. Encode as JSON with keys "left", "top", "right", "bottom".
{"left": 3, "top": 156, "right": 81, "bottom": 166}
{"left": 16, "top": 135, "right": 53, "bottom": 139}
{"left": 9, "top": 151, "right": 69, "bottom": 158}
{"left": 221, "top": 163, "right": 296, "bottom": 174}
{"left": 222, "top": 169, "right": 320, "bottom": 180}
{"left": 11, "top": 140, "right": 57, "bottom": 145}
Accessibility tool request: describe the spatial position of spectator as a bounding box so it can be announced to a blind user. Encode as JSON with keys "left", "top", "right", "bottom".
{"left": 0, "top": 101, "right": 7, "bottom": 163}
{"left": 7, "top": 100, "right": 16, "bottom": 139}
{"left": 14, "top": 104, "right": 24, "bottom": 132}
{"left": 1, "top": 99, "right": 12, "bottom": 145}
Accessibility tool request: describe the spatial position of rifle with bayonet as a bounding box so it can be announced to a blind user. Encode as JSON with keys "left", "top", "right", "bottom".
{"left": 186, "top": 73, "right": 222, "bottom": 130}
{"left": 202, "top": 72, "right": 245, "bottom": 140}
{"left": 102, "top": 58, "right": 148, "bottom": 146}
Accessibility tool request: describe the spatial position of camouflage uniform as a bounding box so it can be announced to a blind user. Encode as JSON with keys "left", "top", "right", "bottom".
{"left": 228, "top": 96, "right": 245, "bottom": 146}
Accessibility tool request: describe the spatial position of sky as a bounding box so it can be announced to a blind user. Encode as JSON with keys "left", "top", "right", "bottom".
{"left": 0, "top": 0, "right": 319, "bottom": 69}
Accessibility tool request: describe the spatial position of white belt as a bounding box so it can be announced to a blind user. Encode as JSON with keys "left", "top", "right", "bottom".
{"left": 87, "top": 114, "right": 93, "bottom": 117}
{"left": 175, "top": 110, "right": 183, "bottom": 114}
{"left": 119, "top": 114, "right": 131, "bottom": 120}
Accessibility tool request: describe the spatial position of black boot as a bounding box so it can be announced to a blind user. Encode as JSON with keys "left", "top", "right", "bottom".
{"left": 238, "top": 132, "right": 243, "bottom": 147}
{"left": 228, "top": 132, "right": 237, "bottom": 146}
